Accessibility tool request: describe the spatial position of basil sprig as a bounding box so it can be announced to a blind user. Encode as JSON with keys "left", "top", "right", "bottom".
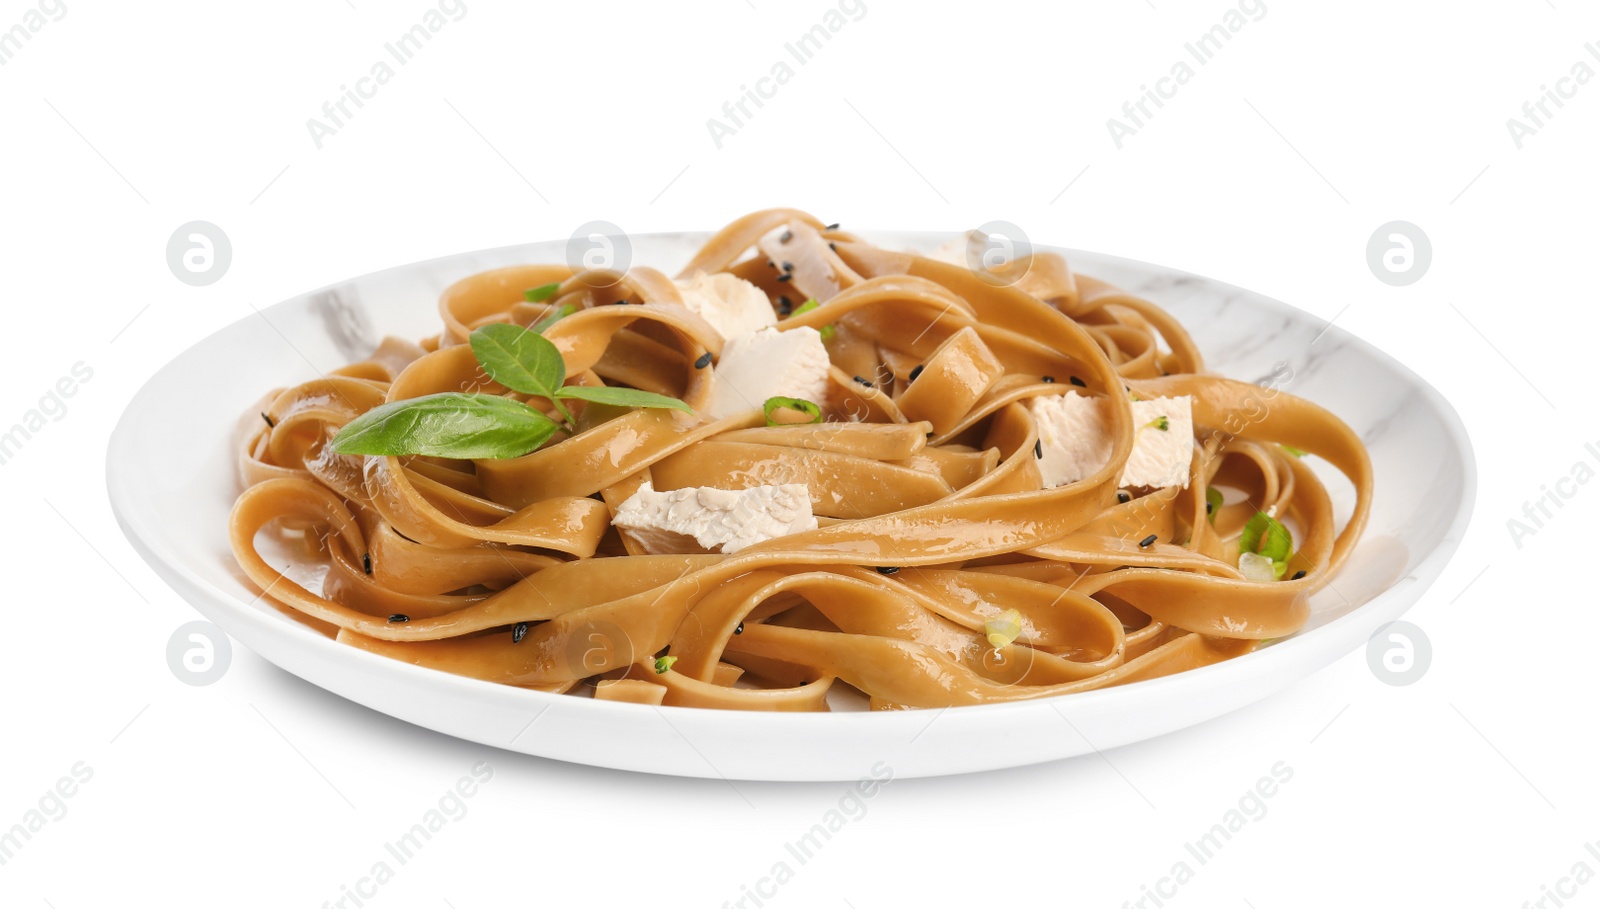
{"left": 328, "top": 393, "right": 562, "bottom": 459}
{"left": 330, "top": 321, "right": 690, "bottom": 459}
{"left": 470, "top": 323, "right": 567, "bottom": 404}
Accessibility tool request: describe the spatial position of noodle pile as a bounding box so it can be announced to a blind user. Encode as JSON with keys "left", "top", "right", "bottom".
{"left": 229, "top": 208, "right": 1372, "bottom": 711}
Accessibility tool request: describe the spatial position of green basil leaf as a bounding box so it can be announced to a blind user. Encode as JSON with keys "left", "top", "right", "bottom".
{"left": 530, "top": 303, "right": 577, "bottom": 334}
{"left": 523, "top": 282, "right": 561, "bottom": 303}
{"left": 469, "top": 322, "right": 566, "bottom": 397}
{"left": 329, "top": 392, "right": 559, "bottom": 459}
{"left": 1239, "top": 511, "right": 1293, "bottom": 564}
{"left": 763, "top": 396, "right": 822, "bottom": 425}
{"left": 554, "top": 385, "right": 694, "bottom": 413}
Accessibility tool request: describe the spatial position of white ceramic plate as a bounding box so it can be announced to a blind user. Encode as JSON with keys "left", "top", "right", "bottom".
{"left": 107, "top": 232, "right": 1474, "bottom": 781}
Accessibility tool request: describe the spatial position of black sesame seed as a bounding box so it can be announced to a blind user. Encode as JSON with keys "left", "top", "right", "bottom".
{"left": 734, "top": 621, "right": 744, "bottom": 635}
{"left": 613, "top": 298, "right": 629, "bottom": 304}
{"left": 1206, "top": 502, "right": 1214, "bottom": 514}
{"left": 1138, "top": 534, "right": 1157, "bottom": 548}
{"left": 1291, "top": 570, "right": 1307, "bottom": 580}
{"left": 1069, "top": 376, "right": 1086, "bottom": 387}
{"left": 362, "top": 553, "right": 372, "bottom": 575}
{"left": 694, "top": 351, "right": 713, "bottom": 369}
{"left": 824, "top": 223, "right": 840, "bottom": 231}
{"left": 853, "top": 375, "right": 873, "bottom": 388}
{"left": 780, "top": 229, "right": 793, "bottom": 243}
{"left": 908, "top": 364, "right": 924, "bottom": 382}
{"left": 829, "top": 242, "right": 837, "bottom": 252}
{"left": 782, "top": 261, "right": 794, "bottom": 272}
{"left": 1041, "top": 376, "right": 1055, "bottom": 384}
{"left": 388, "top": 614, "right": 410, "bottom": 623}
{"left": 261, "top": 412, "right": 275, "bottom": 428}
{"left": 1116, "top": 490, "right": 1131, "bottom": 504}
{"left": 876, "top": 566, "right": 900, "bottom": 575}
{"left": 775, "top": 273, "right": 792, "bottom": 283}
{"left": 512, "top": 622, "right": 528, "bottom": 643}
{"left": 777, "top": 295, "right": 793, "bottom": 315}
{"left": 1033, "top": 439, "right": 1043, "bottom": 459}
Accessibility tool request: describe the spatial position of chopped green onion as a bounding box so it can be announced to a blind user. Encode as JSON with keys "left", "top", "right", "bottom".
{"left": 790, "top": 299, "right": 835, "bottom": 340}
{"left": 1239, "top": 511, "right": 1293, "bottom": 578}
{"left": 1279, "top": 444, "right": 1307, "bottom": 458}
{"left": 763, "top": 396, "right": 822, "bottom": 426}
{"left": 653, "top": 655, "right": 678, "bottom": 674}
{"left": 1144, "top": 415, "right": 1170, "bottom": 432}
{"left": 1205, "top": 486, "right": 1223, "bottom": 524}
{"left": 523, "top": 282, "right": 561, "bottom": 303}
{"left": 984, "top": 608, "right": 1023, "bottom": 649}
{"left": 1238, "top": 552, "right": 1278, "bottom": 582}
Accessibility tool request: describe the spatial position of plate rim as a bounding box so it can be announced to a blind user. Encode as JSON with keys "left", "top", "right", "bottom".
{"left": 104, "top": 232, "right": 1477, "bottom": 745}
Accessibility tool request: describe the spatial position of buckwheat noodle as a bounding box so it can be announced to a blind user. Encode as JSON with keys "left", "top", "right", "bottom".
{"left": 228, "top": 208, "right": 1371, "bottom": 711}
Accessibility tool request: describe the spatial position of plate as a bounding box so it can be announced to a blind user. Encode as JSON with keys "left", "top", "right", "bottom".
{"left": 106, "top": 231, "right": 1474, "bottom": 781}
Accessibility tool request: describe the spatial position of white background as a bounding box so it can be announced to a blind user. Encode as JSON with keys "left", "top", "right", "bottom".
{"left": 1, "top": 0, "right": 1593, "bottom": 906}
